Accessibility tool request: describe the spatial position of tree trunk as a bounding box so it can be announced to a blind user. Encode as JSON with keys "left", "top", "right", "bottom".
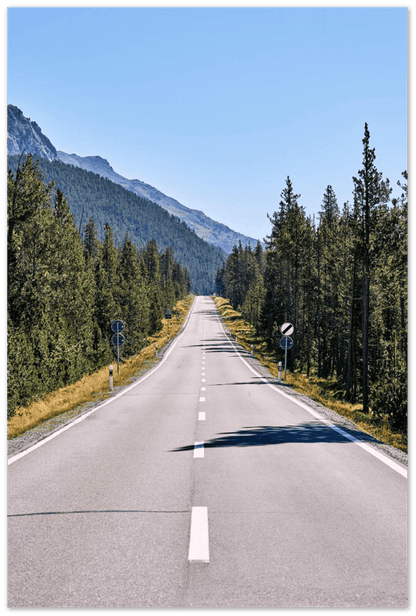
{"left": 362, "top": 264, "right": 370, "bottom": 412}
{"left": 346, "top": 253, "right": 357, "bottom": 401}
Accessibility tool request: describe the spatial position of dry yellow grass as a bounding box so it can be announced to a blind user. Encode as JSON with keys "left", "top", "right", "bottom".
{"left": 8, "top": 295, "right": 194, "bottom": 440}
{"left": 213, "top": 296, "right": 407, "bottom": 453}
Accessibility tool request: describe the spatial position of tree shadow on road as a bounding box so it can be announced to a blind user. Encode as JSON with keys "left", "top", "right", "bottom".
{"left": 170, "top": 422, "right": 380, "bottom": 452}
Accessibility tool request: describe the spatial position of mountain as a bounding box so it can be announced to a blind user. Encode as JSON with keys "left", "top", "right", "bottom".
{"left": 57, "top": 152, "right": 260, "bottom": 254}
{"left": 8, "top": 104, "right": 261, "bottom": 254}
{"left": 7, "top": 154, "right": 226, "bottom": 295}
{"left": 7, "top": 104, "right": 59, "bottom": 162}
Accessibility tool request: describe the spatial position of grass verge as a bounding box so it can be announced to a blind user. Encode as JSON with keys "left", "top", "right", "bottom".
{"left": 8, "top": 295, "right": 194, "bottom": 440}
{"left": 213, "top": 296, "right": 407, "bottom": 454}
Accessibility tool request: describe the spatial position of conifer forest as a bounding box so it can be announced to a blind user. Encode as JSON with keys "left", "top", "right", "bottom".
{"left": 7, "top": 154, "right": 226, "bottom": 296}
{"left": 215, "top": 125, "right": 407, "bottom": 436}
{"left": 8, "top": 125, "right": 407, "bottom": 439}
{"left": 7, "top": 155, "right": 191, "bottom": 417}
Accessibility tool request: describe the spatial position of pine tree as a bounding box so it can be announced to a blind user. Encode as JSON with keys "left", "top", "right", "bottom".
{"left": 118, "top": 235, "right": 150, "bottom": 355}
{"left": 49, "top": 188, "right": 96, "bottom": 379}
{"left": 83, "top": 217, "right": 100, "bottom": 263}
{"left": 8, "top": 155, "right": 56, "bottom": 329}
{"left": 215, "top": 264, "right": 226, "bottom": 297}
{"left": 141, "top": 240, "right": 163, "bottom": 334}
{"left": 317, "top": 185, "right": 340, "bottom": 377}
{"left": 352, "top": 123, "right": 390, "bottom": 412}
{"left": 94, "top": 223, "right": 121, "bottom": 347}
{"left": 160, "top": 247, "right": 176, "bottom": 310}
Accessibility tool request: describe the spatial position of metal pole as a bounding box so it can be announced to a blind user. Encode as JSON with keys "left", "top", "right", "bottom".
{"left": 284, "top": 344, "right": 287, "bottom": 380}
{"left": 117, "top": 326, "right": 120, "bottom": 375}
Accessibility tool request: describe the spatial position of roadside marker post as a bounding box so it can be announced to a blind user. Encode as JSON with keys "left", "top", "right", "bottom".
{"left": 111, "top": 320, "right": 125, "bottom": 375}
{"left": 280, "top": 323, "right": 294, "bottom": 381}
{"left": 109, "top": 364, "right": 114, "bottom": 391}
{"left": 165, "top": 309, "right": 172, "bottom": 342}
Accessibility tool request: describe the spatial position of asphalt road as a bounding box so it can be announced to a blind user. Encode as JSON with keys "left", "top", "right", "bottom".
{"left": 8, "top": 296, "right": 408, "bottom": 608}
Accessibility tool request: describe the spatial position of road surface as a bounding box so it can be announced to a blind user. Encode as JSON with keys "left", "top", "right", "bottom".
{"left": 8, "top": 296, "right": 407, "bottom": 607}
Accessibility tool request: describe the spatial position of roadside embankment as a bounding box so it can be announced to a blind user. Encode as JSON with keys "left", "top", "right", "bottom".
{"left": 8, "top": 295, "right": 194, "bottom": 449}
{"left": 213, "top": 296, "right": 407, "bottom": 456}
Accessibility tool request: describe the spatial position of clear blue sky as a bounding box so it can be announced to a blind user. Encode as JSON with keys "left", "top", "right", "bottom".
{"left": 7, "top": 4, "right": 408, "bottom": 242}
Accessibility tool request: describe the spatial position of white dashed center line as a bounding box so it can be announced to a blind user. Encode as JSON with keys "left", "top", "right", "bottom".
{"left": 194, "top": 441, "right": 204, "bottom": 457}
{"left": 198, "top": 412, "right": 206, "bottom": 421}
{"left": 188, "top": 507, "right": 210, "bottom": 562}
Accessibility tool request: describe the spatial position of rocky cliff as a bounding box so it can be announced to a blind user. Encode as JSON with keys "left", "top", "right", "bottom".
{"left": 7, "top": 104, "right": 59, "bottom": 162}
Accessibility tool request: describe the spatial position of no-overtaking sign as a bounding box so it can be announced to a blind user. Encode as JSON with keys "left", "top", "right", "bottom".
{"left": 280, "top": 322, "right": 294, "bottom": 336}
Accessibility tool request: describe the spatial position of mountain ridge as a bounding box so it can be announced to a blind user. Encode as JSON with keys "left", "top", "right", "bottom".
{"left": 7, "top": 153, "right": 226, "bottom": 295}
{"left": 8, "top": 104, "right": 58, "bottom": 161}
{"left": 8, "top": 104, "right": 261, "bottom": 254}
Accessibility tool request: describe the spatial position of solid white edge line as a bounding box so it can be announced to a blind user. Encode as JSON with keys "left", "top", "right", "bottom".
{"left": 8, "top": 297, "right": 199, "bottom": 466}
{"left": 188, "top": 506, "right": 209, "bottom": 562}
{"left": 216, "top": 311, "right": 407, "bottom": 479}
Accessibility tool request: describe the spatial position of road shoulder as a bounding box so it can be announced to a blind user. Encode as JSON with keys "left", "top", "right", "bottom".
{"left": 224, "top": 331, "right": 408, "bottom": 470}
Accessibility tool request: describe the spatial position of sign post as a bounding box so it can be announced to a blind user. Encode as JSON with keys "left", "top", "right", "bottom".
{"left": 280, "top": 322, "right": 294, "bottom": 381}
{"left": 111, "top": 320, "right": 125, "bottom": 375}
{"left": 165, "top": 309, "right": 172, "bottom": 341}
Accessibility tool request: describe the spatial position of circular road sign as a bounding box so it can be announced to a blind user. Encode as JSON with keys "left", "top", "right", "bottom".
{"left": 280, "top": 322, "right": 294, "bottom": 336}
{"left": 112, "top": 320, "right": 124, "bottom": 333}
{"left": 112, "top": 333, "right": 125, "bottom": 346}
{"left": 280, "top": 336, "right": 293, "bottom": 350}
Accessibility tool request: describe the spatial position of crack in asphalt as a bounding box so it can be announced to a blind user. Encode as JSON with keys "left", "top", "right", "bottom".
{"left": 8, "top": 510, "right": 189, "bottom": 517}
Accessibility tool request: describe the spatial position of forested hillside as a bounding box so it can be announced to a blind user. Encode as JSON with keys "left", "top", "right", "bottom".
{"left": 7, "top": 155, "right": 192, "bottom": 417}
{"left": 7, "top": 154, "right": 226, "bottom": 295}
{"left": 216, "top": 124, "right": 407, "bottom": 436}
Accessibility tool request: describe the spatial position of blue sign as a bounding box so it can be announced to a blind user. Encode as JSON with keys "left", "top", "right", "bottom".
{"left": 112, "top": 333, "right": 125, "bottom": 346}
{"left": 280, "top": 336, "right": 293, "bottom": 350}
{"left": 112, "top": 319, "right": 124, "bottom": 333}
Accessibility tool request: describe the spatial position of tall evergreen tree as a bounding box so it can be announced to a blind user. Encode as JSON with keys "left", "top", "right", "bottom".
{"left": 90, "top": 222, "right": 122, "bottom": 365}
{"left": 141, "top": 239, "right": 163, "bottom": 334}
{"left": 118, "top": 235, "right": 150, "bottom": 355}
{"left": 352, "top": 123, "right": 391, "bottom": 412}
